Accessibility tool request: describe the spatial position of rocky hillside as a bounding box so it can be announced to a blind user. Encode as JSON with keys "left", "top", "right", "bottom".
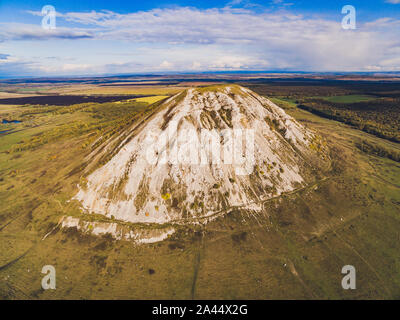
{"left": 73, "top": 85, "right": 329, "bottom": 226}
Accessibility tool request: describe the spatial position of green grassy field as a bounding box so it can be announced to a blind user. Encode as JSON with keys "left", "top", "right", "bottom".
{"left": 319, "top": 95, "right": 376, "bottom": 103}
{"left": 0, "top": 90, "right": 399, "bottom": 299}
{"left": 269, "top": 97, "right": 297, "bottom": 110}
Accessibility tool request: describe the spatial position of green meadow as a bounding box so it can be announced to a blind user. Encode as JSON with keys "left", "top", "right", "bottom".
{"left": 0, "top": 89, "right": 399, "bottom": 299}
{"left": 319, "top": 95, "right": 376, "bottom": 104}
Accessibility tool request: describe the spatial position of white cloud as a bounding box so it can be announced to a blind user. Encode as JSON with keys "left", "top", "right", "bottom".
{"left": 210, "top": 55, "right": 269, "bottom": 70}
{"left": 1, "top": 7, "right": 400, "bottom": 74}
{"left": 0, "top": 23, "right": 93, "bottom": 41}
{"left": 36, "top": 63, "right": 93, "bottom": 73}
{"left": 191, "top": 61, "right": 202, "bottom": 70}
{"left": 159, "top": 60, "right": 173, "bottom": 69}
{"left": 385, "top": 0, "right": 400, "bottom": 4}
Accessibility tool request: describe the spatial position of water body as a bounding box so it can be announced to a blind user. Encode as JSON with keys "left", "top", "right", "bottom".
{"left": 2, "top": 119, "right": 21, "bottom": 124}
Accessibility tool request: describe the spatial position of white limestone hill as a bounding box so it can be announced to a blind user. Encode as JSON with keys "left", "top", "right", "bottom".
{"left": 73, "top": 85, "right": 328, "bottom": 226}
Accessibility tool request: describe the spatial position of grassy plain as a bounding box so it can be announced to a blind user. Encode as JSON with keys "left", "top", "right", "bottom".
{"left": 319, "top": 94, "right": 376, "bottom": 103}
{"left": 0, "top": 84, "right": 399, "bottom": 299}
{"left": 71, "top": 86, "right": 187, "bottom": 96}
{"left": 133, "top": 96, "right": 169, "bottom": 104}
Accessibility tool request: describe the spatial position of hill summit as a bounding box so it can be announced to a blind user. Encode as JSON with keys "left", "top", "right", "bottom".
{"left": 73, "top": 85, "right": 328, "bottom": 225}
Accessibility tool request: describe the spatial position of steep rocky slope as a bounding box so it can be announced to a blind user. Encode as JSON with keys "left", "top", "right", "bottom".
{"left": 72, "top": 85, "right": 328, "bottom": 227}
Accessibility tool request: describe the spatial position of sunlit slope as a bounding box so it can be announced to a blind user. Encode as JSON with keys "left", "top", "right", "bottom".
{"left": 74, "top": 85, "right": 329, "bottom": 224}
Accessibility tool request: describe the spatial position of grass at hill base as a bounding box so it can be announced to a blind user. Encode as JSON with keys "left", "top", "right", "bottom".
{"left": 0, "top": 88, "right": 399, "bottom": 299}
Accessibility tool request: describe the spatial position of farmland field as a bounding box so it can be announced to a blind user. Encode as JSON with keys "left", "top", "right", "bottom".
{"left": 0, "top": 95, "right": 152, "bottom": 106}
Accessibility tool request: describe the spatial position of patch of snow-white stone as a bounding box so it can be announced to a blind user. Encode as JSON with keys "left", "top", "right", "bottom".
{"left": 73, "top": 86, "right": 316, "bottom": 225}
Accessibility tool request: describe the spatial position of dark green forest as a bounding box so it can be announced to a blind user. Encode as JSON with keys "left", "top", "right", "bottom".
{"left": 246, "top": 79, "right": 400, "bottom": 144}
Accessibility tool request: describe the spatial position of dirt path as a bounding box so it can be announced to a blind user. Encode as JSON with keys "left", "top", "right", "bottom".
{"left": 331, "top": 228, "right": 392, "bottom": 297}
{"left": 0, "top": 247, "right": 32, "bottom": 271}
{"left": 167, "top": 176, "right": 331, "bottom": 226}
{"left": 368, "top": 159, "right": 400, "bottom": 188}
{"left": 191, "top": 250, "right": 201, "bottom": 299}
{"left": 190, "top": 232, "right": 204, "bottom": 299}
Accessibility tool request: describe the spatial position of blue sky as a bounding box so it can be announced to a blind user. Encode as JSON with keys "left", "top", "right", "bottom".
{"left": 0, "top": 0, "right": 399, "bottom": 76}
